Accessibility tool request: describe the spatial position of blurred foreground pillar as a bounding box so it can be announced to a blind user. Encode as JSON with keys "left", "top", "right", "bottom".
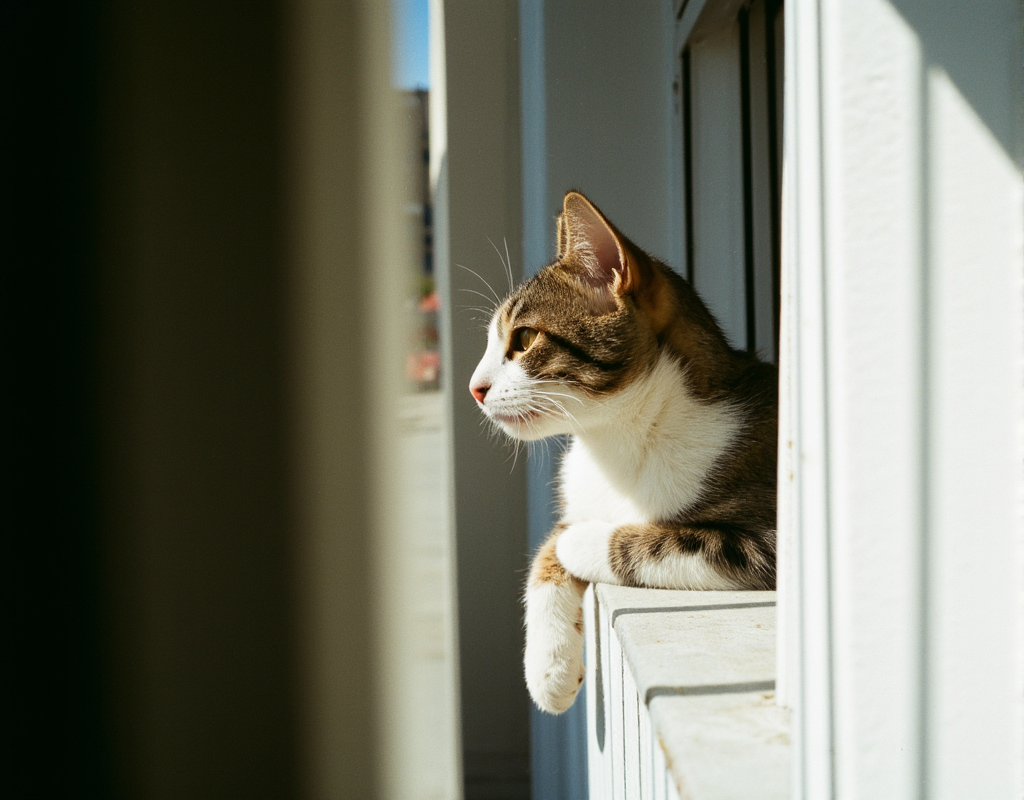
{"left": 7, "top": 2, "right": 441, "bottom": 798}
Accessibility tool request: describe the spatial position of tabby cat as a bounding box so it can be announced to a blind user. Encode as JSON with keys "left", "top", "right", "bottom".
{"left": 469, "top": 191, "right": 777, "bottom": 714}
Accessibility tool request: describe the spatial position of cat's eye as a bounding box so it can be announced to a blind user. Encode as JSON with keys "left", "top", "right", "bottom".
{"left": 509, "top": 327, "right": 539, "bottom": 358}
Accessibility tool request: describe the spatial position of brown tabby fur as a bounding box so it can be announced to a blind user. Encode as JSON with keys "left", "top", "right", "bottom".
{"left": 512, "top": 191, "right": 778, "bottom": 590}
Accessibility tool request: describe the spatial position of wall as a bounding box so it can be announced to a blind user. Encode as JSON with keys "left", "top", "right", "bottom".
{"left": 434, "top": 2, "right": 532, "bottom": 798}
{"left": 782, "top": 0, "right": 1024, "bottom": 796}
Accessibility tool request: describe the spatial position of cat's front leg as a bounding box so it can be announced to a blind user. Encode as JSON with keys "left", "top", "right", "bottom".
{"left": 555, "top": 520, "right": 622, "bottom": 585}
{"left": 524, "top": 527, "right": 587, "bottom": 714}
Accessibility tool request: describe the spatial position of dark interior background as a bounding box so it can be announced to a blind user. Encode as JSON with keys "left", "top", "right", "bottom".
{"left": 5, "top": 4, "right": 304, "bottom": 797}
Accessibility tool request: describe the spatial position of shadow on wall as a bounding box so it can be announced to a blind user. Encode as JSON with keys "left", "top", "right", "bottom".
{"left": 888, "top": 0, "right": 1022, "bottom": 162}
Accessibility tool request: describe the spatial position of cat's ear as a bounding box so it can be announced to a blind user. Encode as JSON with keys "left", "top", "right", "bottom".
{"left": 556, "top": 212, "right": 569, "bottom": 259}
{"left": 560, "top": 191, "right": 644, "bottom": 297}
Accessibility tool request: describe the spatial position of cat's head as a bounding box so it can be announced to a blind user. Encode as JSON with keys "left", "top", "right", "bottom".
{"left": 469, "top": 191, "right": 681, "bottom": 441}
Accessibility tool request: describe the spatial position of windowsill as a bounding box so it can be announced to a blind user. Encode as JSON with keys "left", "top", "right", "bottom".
{"left": 587, "top": 584, "right": 790, "bottom": 799}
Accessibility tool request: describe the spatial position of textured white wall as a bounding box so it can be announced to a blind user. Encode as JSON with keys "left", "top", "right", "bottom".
{"left": 819, "top": 4, "right": 929, "bottom": 795}
{"left": 784, "top": 0, "right": 1024, "bottom": 796}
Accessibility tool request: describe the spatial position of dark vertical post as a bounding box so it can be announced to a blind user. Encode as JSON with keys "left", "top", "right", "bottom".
{"left": 764, "top": 0, "right": 783, "bottom": 356}
{"left": 6, "top": 3, "right": 399, "bottom": 797}
{"left": 99, "top": 4, "right": 298, "bottom": 796}
{"left": 682, "top": 48, "right": 696, "bottom": 285}
{"left": 4, "top": 6, "right": 110, "bottom": 796}
{"left": 739, "top": 6, "right": 757, "bottom": 354}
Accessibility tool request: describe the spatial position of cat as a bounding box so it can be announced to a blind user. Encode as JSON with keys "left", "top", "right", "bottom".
{"left": 469, "top": 191, "right": 777, "bottom": 714}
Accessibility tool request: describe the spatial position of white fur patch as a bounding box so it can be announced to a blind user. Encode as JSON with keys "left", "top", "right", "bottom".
{"left": 523, "top": 581, "right": 586, "bottom": 714}
{"left": 470, "top": 316, "right": 584, "bottom": 441}
{"left": 555, "top": 520, "right": 620, "bottom": 585}
{"left": 560, "top": 351, "right": 741, "bottom": 526}
{"left": 631, "top": 553, "right": 739, "bottom": 591}
{"left": 555, "top": 518, "right": 738, "bottom": 590}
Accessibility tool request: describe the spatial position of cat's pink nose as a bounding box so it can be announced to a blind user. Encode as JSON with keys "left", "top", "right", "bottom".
{"left": 470, "top": 382, "right": 489, "bottom": 404}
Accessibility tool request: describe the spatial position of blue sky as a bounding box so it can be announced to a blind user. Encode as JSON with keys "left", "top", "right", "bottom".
{"left": 393, "top": 0, "right": 430, "bottom": 89}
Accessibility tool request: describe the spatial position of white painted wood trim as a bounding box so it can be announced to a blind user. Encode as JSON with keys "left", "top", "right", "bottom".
{"left": 783, "top": 1, "right": 1024, "bottom": 796}
{"left": 585, "top": 586, "right": 789, "bottom": 799}
{"left": 784, "top": 2, "right": 835, "bottom": 795}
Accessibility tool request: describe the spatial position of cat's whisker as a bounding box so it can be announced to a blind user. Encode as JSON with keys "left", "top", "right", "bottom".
{"left": 526, "top": 386, "right": 586, "bottom": 425}
{"left": 535, "top": 396, "right": 581, "bottom": 431}
{"left": 541, "top": 405, "right": 581, "bottom": 431}
{"left": 525, "top": 437, "right": 545, "bottom": 463}
{"left": 487, "top": 236, "right": 505, "bottom": 270}
{"left": 503, "top": 237, "right": 514, "bottom": 294}
{"left": 537, "top": 434, "right": 557, "bottom": 466}
{"left": 537, "top": 395, "right": 575, "bottom": 419}
{"left": 486, "top": 236, "right": 514, "bottom": 296}
{"left": 530, "top": 377, "right": 595, "bottom": 400}
{"left": 532, "top": 388, "right": 585, "bottom": 406}
{"left": 456, "top": 263, "right": 502, "bottom": 305}
{"left": 456, "top": 308, "right": 493, "bottom": 325}
{"left": 458, "top": 287, "right": 499, "bottom": 311}
{"left": 456, "top": 307, "right": 492, "bottom": 330}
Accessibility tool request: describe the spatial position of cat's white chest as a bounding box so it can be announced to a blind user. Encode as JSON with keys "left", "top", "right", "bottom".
{"left": 554, "top": 356, "right": 743, "bottom": 526}
{"left": 559, "top": 438, "right": 647, "bottom": 526}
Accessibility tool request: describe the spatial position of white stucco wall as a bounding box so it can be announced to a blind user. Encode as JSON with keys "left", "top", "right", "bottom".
{"left": 783, "top": 0, "right": 1024, "bottom": 796}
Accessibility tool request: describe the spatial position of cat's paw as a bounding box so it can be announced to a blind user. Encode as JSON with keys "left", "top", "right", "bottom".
{"left": 556, "top": 520, "right": 620, "bottom": 584}
{"left": 524, "top": 581, "right": 586, "bottom": 714}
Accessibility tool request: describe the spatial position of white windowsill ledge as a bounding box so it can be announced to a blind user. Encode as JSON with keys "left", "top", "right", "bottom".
{"left": 586, "top": 585, "right": 790, "bottom": 800}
